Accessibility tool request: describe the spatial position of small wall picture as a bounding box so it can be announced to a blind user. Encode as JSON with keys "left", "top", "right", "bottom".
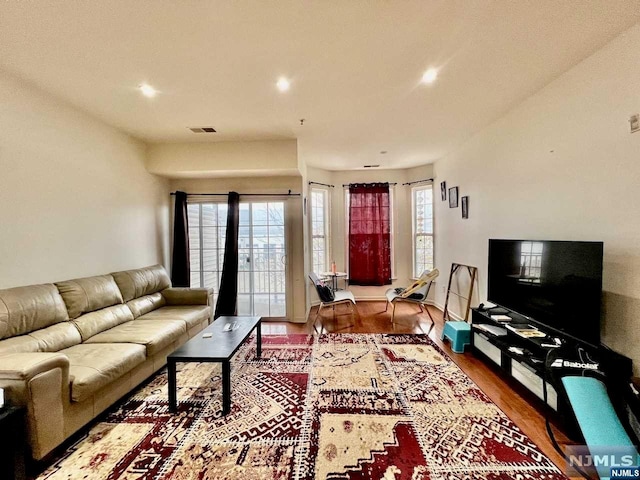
{"left": 448, "top": 186, "right": 459, "bottom": 208}
{"left": 461, "top": 196, "right": 469, "bottom": 218}
{"left": 440, "top": 181, "right": 447, "bottom": 201}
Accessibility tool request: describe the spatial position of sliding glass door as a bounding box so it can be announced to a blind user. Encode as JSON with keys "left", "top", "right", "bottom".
{"left": 188, "top": 200, "right": 288, "bottom": 319}
{"left": 237, "top": 202, "right": 286, "bottom": 317}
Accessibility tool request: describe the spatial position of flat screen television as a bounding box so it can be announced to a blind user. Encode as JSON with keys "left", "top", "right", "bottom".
{"left": 488, "top": 239, "right": 603, "bottom": 346}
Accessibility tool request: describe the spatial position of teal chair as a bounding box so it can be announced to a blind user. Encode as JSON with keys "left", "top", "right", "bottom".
{"left": 562, "top": 376, "right": 639, "bottom": 480}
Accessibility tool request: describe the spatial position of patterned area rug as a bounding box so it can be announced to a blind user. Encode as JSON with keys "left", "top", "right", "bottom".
{"left": 37, "top": 334, "right": 567, "bottom": 479}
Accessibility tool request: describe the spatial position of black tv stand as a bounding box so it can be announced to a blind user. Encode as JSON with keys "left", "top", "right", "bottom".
{"left": 470, "top": 306, "right": 633, "bottom": 433}
{"left": 471, "top": 307, "right": 574, "bottom": 424}
{"left": 484, "top": 306, "right": 508, "bottom": 315}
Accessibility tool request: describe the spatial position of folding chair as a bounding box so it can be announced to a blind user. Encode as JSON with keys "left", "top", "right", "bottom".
{"left": 309, "top": 272, "right": 357, "bottom": 334}
{"left": 384, "top": 269, "right": 439, "bottom": 334}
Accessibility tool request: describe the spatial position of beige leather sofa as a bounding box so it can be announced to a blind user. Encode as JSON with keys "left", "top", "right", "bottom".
{"left": 0, "top": 265, "right": 212, "bottom": 461}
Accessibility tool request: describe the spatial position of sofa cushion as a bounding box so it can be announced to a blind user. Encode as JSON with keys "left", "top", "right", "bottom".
{"left": 84, "top": 319, "right": 186, "bottom": 356}
{"left": 72, "top": 304, "right": 134, "bottom": 342}
{"left": 138, "top": 305, "right": 212, "bottom": 330}
{"left": 126, "top": 292, "right": 166, "bottom": 318}
{"left": 29, "top": 322, "right": 82, "bottom": 352}
{"left": 111, "top": 265, "right": 171, "bottom": 303}
{"left": 0, "top": 322, "right": 81, "bottom": 355}
{"left": 61, "top": 343, "right": 147, "bottom": 402}
{"left": 0, "top": 284, "right": 69, "bottom": 340}
{"left": 162, "top": 288, "right": 212, "bottom": 306}
{"left": 0, "top": 335, "right": 41, "bottom": 355}
{"left": 55, "top": 275, "right": 123, "bottom": 320}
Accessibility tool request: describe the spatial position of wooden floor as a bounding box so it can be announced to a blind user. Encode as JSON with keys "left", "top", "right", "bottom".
{"left": 265, "top": 300, "right": 574, "bottom": 474}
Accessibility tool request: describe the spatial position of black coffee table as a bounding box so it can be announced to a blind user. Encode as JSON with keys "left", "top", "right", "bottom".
{"left": 167, "top": 315, "right": 261, "bottom": 415}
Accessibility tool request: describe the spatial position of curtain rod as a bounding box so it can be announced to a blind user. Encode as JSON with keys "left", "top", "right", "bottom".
{"left": 170, "top": 191, "right": 301, "bottom": 197}
{"left": 342, "top": 182, "right": 398, "bottom": 187}
{"left": 402, "top": 177, "right": 434, "bottom": 186}
{"left": 308, "top": 181, "right": 335, "bottom": 188}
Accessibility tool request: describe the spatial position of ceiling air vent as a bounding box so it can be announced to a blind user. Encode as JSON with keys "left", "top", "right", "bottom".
{"left": 188, "top": 127, "right": 217, "bottom": 133}
{"left": 363, "top": 164, "right": 380, "bottom": 168}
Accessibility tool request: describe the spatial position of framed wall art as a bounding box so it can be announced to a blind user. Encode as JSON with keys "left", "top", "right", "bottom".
{"left": 448, "top": 186, "right": 459, "bottom": 208}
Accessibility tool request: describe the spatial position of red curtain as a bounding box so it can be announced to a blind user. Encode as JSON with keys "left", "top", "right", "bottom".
{"left": 348, "top": 183, "right": 391, "bottom": 286}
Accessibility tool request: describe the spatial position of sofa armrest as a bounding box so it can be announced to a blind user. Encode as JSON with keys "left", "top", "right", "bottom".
{"left": 0, "top": 353, "right": 70, "bottom": 460}
{"left": 162, "top": 287, "right": 213, "bottom": 306}
{"left": 0, "top": 352, "right": 69, "bottom": 382}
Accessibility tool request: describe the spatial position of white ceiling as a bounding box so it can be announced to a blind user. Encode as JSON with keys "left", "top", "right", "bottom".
{"left": 1, "top": 1, "right": 639, "bottom": 171}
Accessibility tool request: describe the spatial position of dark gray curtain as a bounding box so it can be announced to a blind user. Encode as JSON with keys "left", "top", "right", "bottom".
{"left": 171, "top": 191, "right": 190, "bottom": 287}
{"left": 214, "top": 192, "right": 240, "bottom": 319}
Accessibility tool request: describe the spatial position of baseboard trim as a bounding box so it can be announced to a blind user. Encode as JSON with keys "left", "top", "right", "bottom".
{"left": 311, "top": 298, "right": 439, "bottom": 306}
{"left": 433, "top": 301, "right": 464, "bottom": 321}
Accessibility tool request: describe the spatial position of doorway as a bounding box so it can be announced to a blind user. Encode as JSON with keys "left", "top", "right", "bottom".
{"left": 188, "top": 200, "right": 288, "bottom": 319}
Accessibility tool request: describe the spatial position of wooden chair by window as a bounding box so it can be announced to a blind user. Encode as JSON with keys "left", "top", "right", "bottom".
{"left": 309, "top": 272, "right": 357, "bottom": 334}
{"left": 384, "top": 269, "right": 439, "bottom": 334}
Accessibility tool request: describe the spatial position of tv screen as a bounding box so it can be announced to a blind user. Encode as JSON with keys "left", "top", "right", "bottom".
{"left": 488, "top": 239, "right": 603, "bottom": 345}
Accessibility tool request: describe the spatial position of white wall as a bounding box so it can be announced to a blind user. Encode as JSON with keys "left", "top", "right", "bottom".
{"left": 170, "top": 176, "right": 307, "bottom": 323}
{"left": 147, "top": 140, "right": 298, "bottom": 178}
{"left": 0, "top": 71, "right": 170, "bottom": 288}
{"left": 307, "top": 164, "right": 434, "bottom": 301}
{"left": 434, "top": 25, "right": 640, "bottom": 369}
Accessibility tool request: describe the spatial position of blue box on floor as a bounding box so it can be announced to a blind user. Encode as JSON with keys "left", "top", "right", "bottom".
{"left": 441, "top": 321, "right": 471, "bottom": 353}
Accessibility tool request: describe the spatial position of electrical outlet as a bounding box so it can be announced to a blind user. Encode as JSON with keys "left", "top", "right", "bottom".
{"left": 630, "top": 114, "right": 639, "bottom": 133}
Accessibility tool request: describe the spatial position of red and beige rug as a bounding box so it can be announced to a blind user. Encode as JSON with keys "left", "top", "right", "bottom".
{"left": 37, "top": 334, "right": 567, "bottom": 479}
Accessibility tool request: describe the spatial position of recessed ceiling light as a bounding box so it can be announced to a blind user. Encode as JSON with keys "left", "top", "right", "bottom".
{"left": 276, "top": 77, "right": 290, "bottom": 92}
{"left": 139, "top": 83, "right": 157, "bottom": 98}
{"left": 421, "top": 68, "right": 438, "bottom": 85}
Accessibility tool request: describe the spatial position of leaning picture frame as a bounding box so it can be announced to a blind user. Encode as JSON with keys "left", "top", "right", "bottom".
{"left": 461, "top": 196, "right": 469, "bottom": 218}
{"left": 440, "top": 181, "right": 447, "bottom": 201}
{"left": 449, "top": 186, "right": 459, "bottom": 208}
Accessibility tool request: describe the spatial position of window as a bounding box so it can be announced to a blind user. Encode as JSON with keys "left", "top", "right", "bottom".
{"left": 310, "top": 188, "right": 330, "bottom": 274}
{"left": 412, "top": 185, "right": 434, "bottom": 277}
{"left": 188, "top": 203, "right": 227, "bottom": 303}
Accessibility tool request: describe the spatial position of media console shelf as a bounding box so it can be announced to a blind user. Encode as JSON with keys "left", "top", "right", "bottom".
{"left": 472, "top": 305, "right": 637, "bottom": 424}
{"left": 471, "top": 307, "right": 562, "bottom": 411}
{"left": 471, "top": 306, "right": 636, "bottom": 438}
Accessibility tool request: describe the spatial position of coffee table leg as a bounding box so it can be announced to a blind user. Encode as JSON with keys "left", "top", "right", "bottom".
{"left": 256, "top": 320, "right": 262, "bottom": 359}
{"left": 222, "top": 360, "right": 231, "bottom": 415}
{"left": 168, "top": 359, "right": 177, "bottom": 412}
